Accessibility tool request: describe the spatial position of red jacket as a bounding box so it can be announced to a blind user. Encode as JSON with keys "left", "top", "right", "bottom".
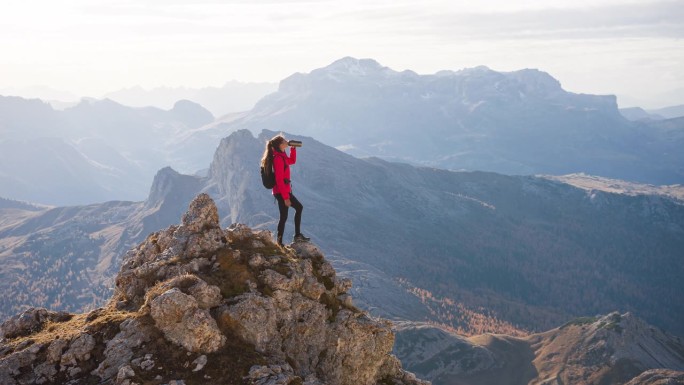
{"left": 272, "top": 147, "right": 296, "bottom": 200}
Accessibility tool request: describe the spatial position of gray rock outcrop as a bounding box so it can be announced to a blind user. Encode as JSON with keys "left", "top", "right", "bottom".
{"left": 0, "top": 308, "right": 71, "bottom": 339}
{"left": 0, "top": 193, "right": 429, "bottom": 385}
{"left": 149, "top": 287, "right": 226, "bottom": 353}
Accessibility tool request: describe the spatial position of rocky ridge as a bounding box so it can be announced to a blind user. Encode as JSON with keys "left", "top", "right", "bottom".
{"left": 393, "top": 312, "right": 684, "bottom": 385}
{"left": 0, "top": 193, "right": 428, "bottom": 385}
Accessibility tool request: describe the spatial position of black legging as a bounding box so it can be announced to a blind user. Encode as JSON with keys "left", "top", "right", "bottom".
{"left": 275, "top": 193, "right": 303, "bottom": 237}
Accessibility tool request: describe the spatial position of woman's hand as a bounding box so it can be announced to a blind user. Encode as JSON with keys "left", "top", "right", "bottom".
{"left": 285, "top": 199, "right": 291, "bottom": 207}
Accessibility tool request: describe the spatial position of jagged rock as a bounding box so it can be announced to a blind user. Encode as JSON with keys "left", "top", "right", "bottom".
{"left": 113, "top": 194, "right": 228, "bottom": 311}
{"left": 191, "top": 355, "right": 207, "bottom": 372}
{"left": 68, "top": 366, "right": 82, "bottom": 377}
{"left": 150, "top": 288, "right": 226, "bottom": 353}
{"left": 0, "top": 343, "right": 43, "bottom": 384}
{"left": 34, "top": 361, "right": 58, "bottom": 384}
{"left": 219, "top": 267, "right": 426, "bottom": 385}
{"left": 246, "top": 363, "right": 302, "bottom": 385}
{"left": 261, "top": 269, "right": 301, "bottom": 292}
{"left": 226, "top": 223, "right": 258, "bottom": 242}
{"left": 338, "top": 294, "right": 354, "bottom": 308}
{"left": 301, "top": 276, "right": 326, "bottom": 301}
{"left": 0, "top": 194, "right": 428, "bottom": 385}
{"left": 131, "top": 353, "right": 155, "bottom": 371}
{"left": 303, "top": 375, "right": 325, "bottom": 385}
{"left": 217, "top": 293, "right": 280, "bottom": 353}
{"left": 116, "top": 365, "right": 135, "bottom": 384}
{"left": 179, "top": 193, "right": 219, "bottom": 233}
{"left": 290, "top": 241, "right": 325, "bottom": 260}
{"left": 0, "top": 308, "right": 71, "bottom": 339}
{"left": 46, "top": 339, "right": 68, "bottom": 363}
{"left": 93, "top": 318, "right": 152, "bottom": 381}
{"left": 143, "top": 274, "right": 222, "bottom": 310}
{"left": 319, "top": 310, "right": 398, "bottom": 385}
{"left": 187, "top": 280, "right": 222, "bottom": 309}
{"left": 60, "top": 333, "right": 96, "bottom": 367}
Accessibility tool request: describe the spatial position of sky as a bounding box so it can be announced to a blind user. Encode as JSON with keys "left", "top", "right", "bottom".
{"left": 1, "top": 0, "right": 683, "bottom": 108}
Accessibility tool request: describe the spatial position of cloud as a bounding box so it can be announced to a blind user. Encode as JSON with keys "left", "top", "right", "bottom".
{"left": 1, "top": 0, "right": 682, "bottom": 105}
{"left": 325, "top": 0, "right": 684, "bottom": 40}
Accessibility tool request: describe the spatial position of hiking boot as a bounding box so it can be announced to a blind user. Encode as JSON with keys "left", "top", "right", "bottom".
{"left": 293, "top": 233, "right": 310, "bottom": 242}
{"left": 276, "top": 234, "right": 284, "bottom": 246}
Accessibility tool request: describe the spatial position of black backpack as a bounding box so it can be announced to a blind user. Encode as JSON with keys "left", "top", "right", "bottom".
{"left": 260, "top": 156, "right": 287, "bottom": 189}
{"left": 260, "top": 165, "right": 276, "bottom": 189}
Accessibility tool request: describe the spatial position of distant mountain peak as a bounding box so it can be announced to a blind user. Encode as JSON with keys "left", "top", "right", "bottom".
{"left": 169, "top": 99, "right": 214, "bottom": 128}
{"left": 508, "top": 68, "right": 563, "bottom": 93}
{"left": 456, "top": 65, "right": 493, "bottom": 74}
{"left": 145, "top": 166, "right": 203, "bottom": 211}
{"left": 330, "top": 55, "right": 382, "bottom": 67}
{"left": 313, "top": 56, "right": 397, "bottom": 79}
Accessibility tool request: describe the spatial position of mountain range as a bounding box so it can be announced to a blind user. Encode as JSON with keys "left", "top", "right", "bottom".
{"left": 2, "top": 129, "right": 683, "bottom": 341}
{"left": 102, "top": 80, "right": 277, "bottom": 118}
{"left": 2, "top": 57, "right": 684, "bottom": 384}
{"left": 0, "top": 81, "right": 277, "bottom": 118}
{"left": 1, "top": 192, "right": 683, "bottom": 385}
{"left": 3, "top": 57, "right": 683, "bottom": 206}
{"left": 0, "top": 96, "right": 216, "bottom": 205}
{"left": 201, "top": 57, "right": 684, "bottom": 185}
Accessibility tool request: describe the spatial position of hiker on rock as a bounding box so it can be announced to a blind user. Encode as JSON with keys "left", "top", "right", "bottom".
{"left": 261, "top": 134, "right": 309, "bottom": 246}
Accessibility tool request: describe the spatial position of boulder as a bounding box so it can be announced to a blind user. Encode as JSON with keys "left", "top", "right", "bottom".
{"left": 0, "top": 308, "right": 71, "bottom": 339}
{"left": 149, "top": 288, "right": 225, "bottom": 353}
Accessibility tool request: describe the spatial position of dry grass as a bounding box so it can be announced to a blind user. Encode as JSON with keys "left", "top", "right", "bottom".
{"left": 2, "top": 305, "right": 132, "bottom": 355}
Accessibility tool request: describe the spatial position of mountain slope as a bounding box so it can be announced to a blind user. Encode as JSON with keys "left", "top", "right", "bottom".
{"left": 394, "top": 312, "right": 684, "bottom": 385}
{"left": 204, "top": 129, "right": 684, "bottom": 336}
{"left": 3, "top": 127, "right": 684, "bottom": 336}
{"left": 4, "top": 128, "right": 683, "bottom": 339}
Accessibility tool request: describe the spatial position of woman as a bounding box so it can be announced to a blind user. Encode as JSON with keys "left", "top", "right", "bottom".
{"left": 261, "top": 134, "right": 310, "bottom": 246}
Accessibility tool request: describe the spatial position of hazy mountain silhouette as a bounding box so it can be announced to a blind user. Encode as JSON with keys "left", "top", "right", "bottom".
{"left": 0, "top": 96, "right": 214, "bottom": 205}
{"left": 202, "top": 57, "right": 683, "bottom": 184}
{"left": 648, "top": 104, "right": 684, "bottom": 119}
{"left": 4, "top": 58, "right": 682, "bottom": 205}
{"left": 103, "top": 81, "right": 277, "bottom": 117}
{"left": 620, "top": 107, "right": 665, "bottom": 121}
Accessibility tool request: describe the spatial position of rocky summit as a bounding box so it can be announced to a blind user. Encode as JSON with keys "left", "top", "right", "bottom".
{"left": 0, "top": 193, "right": 429, "bottom": 385}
